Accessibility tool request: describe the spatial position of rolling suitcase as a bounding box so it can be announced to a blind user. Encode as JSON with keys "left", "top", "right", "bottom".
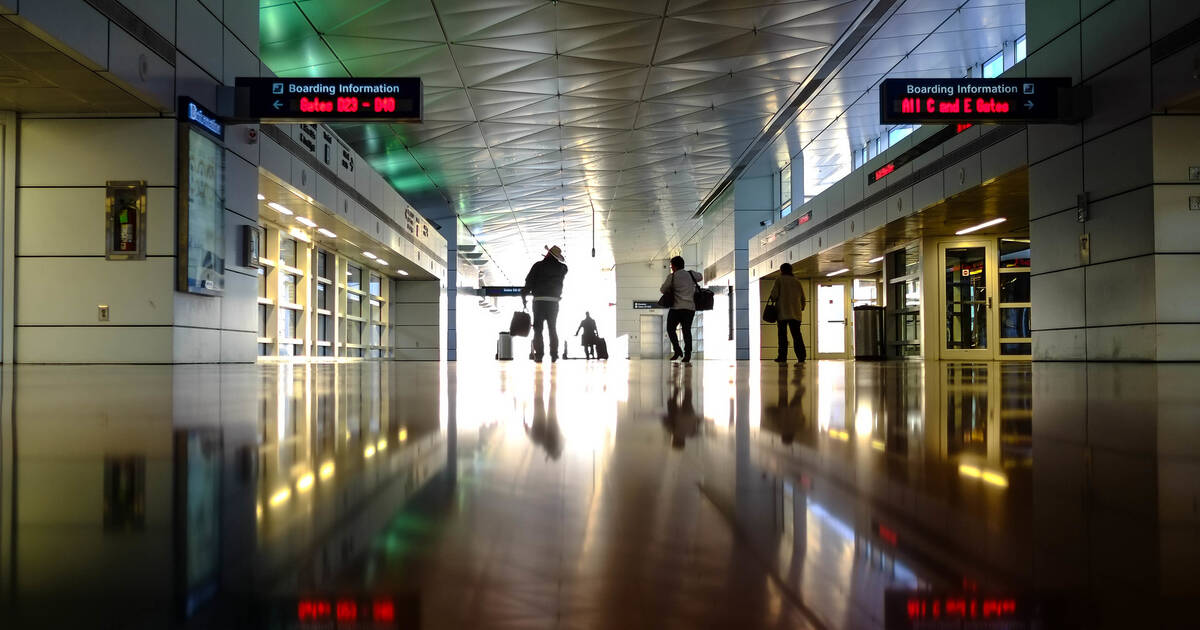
{"left": 595, "top": 337, "right": 608, "bottom": 360}
{"left": 496, "top": 331, "right": 513, "bottom": 361}
{"left": 509, "top": 310, "right": 531, "bottom": 337}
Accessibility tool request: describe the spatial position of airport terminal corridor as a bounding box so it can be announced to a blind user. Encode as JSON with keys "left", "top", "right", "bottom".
{"left": 1, "top": 359, "right": 1196, "bottom": 629}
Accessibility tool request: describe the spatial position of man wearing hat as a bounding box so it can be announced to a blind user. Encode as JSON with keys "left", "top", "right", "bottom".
{"left": 521, "top": 245, "right": 569, "bottom": 362}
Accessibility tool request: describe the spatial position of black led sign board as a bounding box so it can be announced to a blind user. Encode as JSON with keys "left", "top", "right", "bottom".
{"left": 235, "top": 77, "right": 421, "bottom": 122}
{"left": 482, "top": 286, "right": 523, "bottom": 297}
{"left": 879, "top": 78, "right": 1073, "bottom": 124}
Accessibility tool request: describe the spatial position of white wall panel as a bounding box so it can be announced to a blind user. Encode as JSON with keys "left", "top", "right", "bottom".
{"left": 105, "top": 23, "right": 173, "bottom": 109}
{"left": 176, "top": 0, "right": 222, "bottom": 79}
{"left": 1153, "top": 185, "right": 1200, "bottom": 253}
{"left": 1031, "top": 268, "right": 1085, "bottom": 330}
{"left": 259, "top": 136, "right": 290, "bottom": 182}
{"left": 173, "top": 290, "right": 221, "bottom": 330}
{"left": 18, "top": 187, "right": 175, "bottom": 256}
{"left": 1030, "top": 211, "right": 1084, "bottom": 274}
{"left": 175, "top": 52, "right": 218, "bottom": 111}
{"left": 1086, "top": 324, "right": 1156, "bottom": 361}
{"left": 981, "top": 130, "right": 1027, "bottom": 181}
{"left": 16, "top": 258, "right": 175, "bottom": 325}
{"left": 16, "top": 327, "right": 174, "bottom": 363}
{"left": 1087, "top": 187, "right": 1154, "bottom": 264}
{"left": 943, "top": 155, "right": 981, "bottom": 198}
{"left": 1029, "top": 147, "right": 1082, "bottom": 220}
{"left": 1085, "top": 256, "right": 1156, "bottom": 326}
{"left": 21, "top": 0, "right": 108, "bottom": 70}
{"left": 20, "top": 118, "right": 176, "bottom": 186}
{"left": 222, "top": 27, "right": 258, "bottom": 87}
{"left": 1082, "top": 118, "right": 1152, "bottom": 200}
{"left": 173, "top": 326, "right": 221, "bottom": 362}
{"left": 1155, "top": 254, "right": 1200, "bottom": 322}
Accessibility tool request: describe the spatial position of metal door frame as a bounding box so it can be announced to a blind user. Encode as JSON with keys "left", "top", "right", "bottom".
{"left": 938, "top": 240, "right": 998, "bottom": 361}
{"left": 814, "top": 279, "right": 852, "bottom": 360}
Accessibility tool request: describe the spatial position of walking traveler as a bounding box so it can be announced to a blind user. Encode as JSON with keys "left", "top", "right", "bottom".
{"left": 660, "top": 256, "right": 703, "bottom": 364}
{"left": 521, "top": 245, "right": 568, "bottom": 363}
{"left": 768, "top": 262, "right": 807, "bottom": 364}
{"left": 575, "top": 312, "right": 599, "bottom": 359}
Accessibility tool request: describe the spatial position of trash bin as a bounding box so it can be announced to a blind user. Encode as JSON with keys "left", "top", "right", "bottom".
{"left": 853, "top": 305, "right": 885, "bottom": 359}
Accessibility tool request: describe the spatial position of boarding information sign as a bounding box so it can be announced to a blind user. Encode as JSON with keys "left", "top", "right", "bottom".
{"left": 879, "top": 78, "right": 1072, "bottom": 124}
{"left": 236, "top": 77, "right": 421, "bottom": 122}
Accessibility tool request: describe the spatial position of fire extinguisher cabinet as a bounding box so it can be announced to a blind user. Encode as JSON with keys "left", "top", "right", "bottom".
{"left": 105, "top": 180, "right": 147, "bottom": 260}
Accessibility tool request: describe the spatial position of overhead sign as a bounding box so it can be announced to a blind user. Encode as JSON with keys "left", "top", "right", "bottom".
{"left": 879, "top": 78, "right": 1073, "bottom": 124}
{"left": 235, "top": 77, "right": 421, "bottom": 122}
{"left": 482, "top": 286, "right": 523, "bottom": 297}
{"left": 633, "top": 300, "right": 662, "bottom": 309}
{"left": 179, "top": 97, "right": 223, "bottom": 140}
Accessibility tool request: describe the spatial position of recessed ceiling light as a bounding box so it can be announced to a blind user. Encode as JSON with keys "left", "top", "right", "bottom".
{"left": 257, "top": 194, "right": 265, "bottom": 201}
{"left": 317, "top": 228, "right": 337, "bottom": 238}
{"left": 397, "top": 269, "right": 409, "bottom": 276}
{"left": 826, "top": 268, "right": 850, "bottom": 277}
{"left": 295, "top": 216, "right": 317, "bottom": 228}
{"left": 377, "top": 260, "right": 387, "bottom": 266}
{"left": 268, "top": 202, "right": 293, "bottom": 216}
{"left": 362, "top": 252, "right": 377, "bottom": 259}
{"left": 956, "top": 217, "right": 1006, "bottom": 235}
{"left": 868, "top": 256, "right": 884, "bottom": 264}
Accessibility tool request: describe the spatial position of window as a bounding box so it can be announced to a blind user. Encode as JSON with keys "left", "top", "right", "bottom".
{"left": 369, "top": 273, "right": 382, "bottom": 297}
{"left": 347, "top": 321, "right": 361, "bottom": 345}
{"left": 281, "top": 273, "right": 299, "bottom": 305}
{"left": 317, "top": 314, "right": 330, "bottom": 342}
{"left": 370, "top": 299, "right": 382, "bottom": 322}
{"left": 983, "top": 51, "right": 1004, "bottom": 78}
{"left": 347, "top": 264, "right": 362, "bottom": 291}
{"left": 888, "top": 125, "right": 913, "bottom": 146}
{"left": 316, "top": 250, "right": 329, "bottom": 279}
{"left": 347, "top": 292, "right": 361, "bottom": 317}
{"left": 1015, "top": 35, "right": 1027, "bottom": 63}
{"left": 257, "top": 266, "right": 267, "bottom": 298}
{"left": 780, "top": 163, "right": 792, "bottom": 218}
{"left": 258, "top": 305, "right": 270, "bottom": 337}
{"left": 280, "top": 237, "right": 298, "bottom": 268}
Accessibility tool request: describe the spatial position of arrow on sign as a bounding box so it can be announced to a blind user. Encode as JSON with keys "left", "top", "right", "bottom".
{"left": 1024, "top": 100, "right": 1034, "bottom": 110}
{"left": 273, "top": 100, "right": 284, "bottom": 110}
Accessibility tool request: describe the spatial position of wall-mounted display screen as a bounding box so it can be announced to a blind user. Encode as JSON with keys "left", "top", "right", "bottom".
{"left": 179, "top": 128, "right": 226, "bottom": 295}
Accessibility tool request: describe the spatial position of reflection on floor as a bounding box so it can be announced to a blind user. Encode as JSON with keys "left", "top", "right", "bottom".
{"left": 0, "top": 360, "right": 1196, "bottom": 629}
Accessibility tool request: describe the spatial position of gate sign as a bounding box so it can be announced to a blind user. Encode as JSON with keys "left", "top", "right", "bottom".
{"left": 235, "top": 77, "right": 421, "bottom": 122}
{"left": 879, "top": 78, "right": 1072, "bottom": 124}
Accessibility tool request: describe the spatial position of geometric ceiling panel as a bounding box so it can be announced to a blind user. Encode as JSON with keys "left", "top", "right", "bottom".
{"left": 259, "top": 0, "right": 892, "bottom": 274}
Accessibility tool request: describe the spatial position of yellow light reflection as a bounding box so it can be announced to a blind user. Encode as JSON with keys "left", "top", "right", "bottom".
{"left": 871, "top": 439, "right": 885, "bottom": 451}
{"left": 981, "top": 471, "right": 1009, "bottom": 487}
{"left": 828, "top": 428, "right": 849, "bottom": 441}
{"left": 397, "top": 428, "right": 408, "bottom": 442}
{"left": 364, "top": 445, "right": 376, "bottom": 458}
{"left": 296, "top": 473, "right": 314, "bottom": 493}
{"left": 269, "top": 487, "right": 291, "bottom": 507}
{"left": 377, "top": 438, "right": 388, "bottom": 451}
{"left": 319, "top": 461, "right": 335, "bottom": 480}
{"left": 959, "top": 464, "right": 982, "bottom": 478}
{"left": 256, "top": 502, "right": 263, "bottom": 520}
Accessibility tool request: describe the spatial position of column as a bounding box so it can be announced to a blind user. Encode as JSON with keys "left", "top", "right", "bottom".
{"left": 733, "top": 171, "right": 776, "bottom": 360}
{"left": 1026, "top": 0, "right": 1200, "bottom": 361}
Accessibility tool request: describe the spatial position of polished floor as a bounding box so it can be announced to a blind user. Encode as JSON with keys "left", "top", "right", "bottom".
{"left": 0, "top": 359, "right": 1197, "bottom": 629}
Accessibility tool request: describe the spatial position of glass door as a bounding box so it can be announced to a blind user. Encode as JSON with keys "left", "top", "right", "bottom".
{"left": 940, "top": 241, "right": 995, "bottom": 360}
{"left": 815, "top": 281, "right": 851, "bottom": 359}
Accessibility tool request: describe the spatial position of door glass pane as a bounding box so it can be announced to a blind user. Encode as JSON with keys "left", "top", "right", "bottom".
{"left": 945, "top": 247, "right": 989, "bottom": 350}
{"left": 1000, "top": 307, "right": 1031, "bottom": 338}
{"left": 817, "top": 283, "right": 846, "bottom": 354}
{"left": 999, "top": 273, "right": 1030, "bottom": 302}
{"left": 1001, "top": 342, "right": 1032, "bottom": 355}
{"left": 999, "top": 239, "right": 1030, "bottom": 268}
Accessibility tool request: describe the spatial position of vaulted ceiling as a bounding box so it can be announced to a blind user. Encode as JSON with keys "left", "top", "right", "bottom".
{"left": 258, "top": 0, "right": 1025, "bottom": 275}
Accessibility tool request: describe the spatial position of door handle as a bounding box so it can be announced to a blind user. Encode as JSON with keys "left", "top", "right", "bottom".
{"left": 987, "top": 297, "right": 993, "bottom": 309}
